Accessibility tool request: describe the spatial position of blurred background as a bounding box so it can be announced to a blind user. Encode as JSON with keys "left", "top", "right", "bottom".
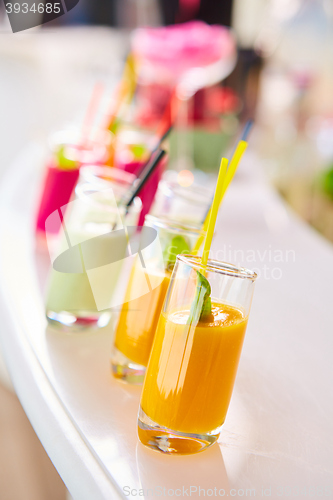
{"left": 1, "top": 0, "right": 333, "bottom": 498}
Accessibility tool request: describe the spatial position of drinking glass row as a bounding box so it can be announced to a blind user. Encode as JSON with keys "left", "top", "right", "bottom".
{"left": 44, "top": 165, "right": 256, "bottom": 454}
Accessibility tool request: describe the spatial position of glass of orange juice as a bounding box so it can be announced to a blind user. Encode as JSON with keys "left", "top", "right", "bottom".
{"left": 111, "top": 217, "right": 205, "bottom": 384}
{"left": 138, "top": 254, "right": 257, "bottom": 454}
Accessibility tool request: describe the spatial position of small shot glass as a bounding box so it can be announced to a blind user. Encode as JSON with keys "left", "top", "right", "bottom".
{"left": 138, "top": 255, "right": 257, "bottom": 454}
{"left": 45, "top": 170, "right": 141, "bottom": 330}
{"left": 36, "top": 129, "right": 113, "bottom": 235}
{"left": 111, "top": 216, "right": 205, "bottom": 384}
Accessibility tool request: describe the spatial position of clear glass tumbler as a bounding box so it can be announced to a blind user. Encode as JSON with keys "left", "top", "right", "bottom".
{"left": 111, "top": 216, "right": 205, "bottom": 384}
{"left": 36, "top": 130, "right": 113, "bottom": 236}
{"left": 138, "top": 255, "right": 257, "bottom": 454}
{"left": 45, "top": 170, "right": 142, "bottom": 330}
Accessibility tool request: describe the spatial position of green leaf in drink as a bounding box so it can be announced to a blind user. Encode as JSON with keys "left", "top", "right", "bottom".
{"left": 163, "top": 235, "right": 190, "bottom": 272}
{"left": 187, "top": 270, "right": 213, "bottom": 324}
{"left": 109, "top": 117, "right": 120, "bottom": 135}
{"left": 322, "top": 167, "right": 333, "bottom": 200}
{"left": 130, "top": 144, "right": 147, "bottom": 160}
{"left": 55, "top": 145, "right": 78, "bottom": 170}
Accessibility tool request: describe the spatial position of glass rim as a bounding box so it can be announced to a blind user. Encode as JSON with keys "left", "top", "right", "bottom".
{"left": 75, "top": 182, "right": 142, "bottom": 214}
{"left": 49, "top": 128, "right": 113, "bottom": 149}
{"left": 116, "top": 128, "right": 155, "bottom": 145}
{"left": 80, "top": 165, "right": 137, "bottom": 187}
{"left": 158, "top": 179, "right": 212, "bottom": 203}
{"left": 177, "top": 254, "right": 257, "bottom": 280}
{"left": 145, "top": 214, "right": 206, "bottom": 236}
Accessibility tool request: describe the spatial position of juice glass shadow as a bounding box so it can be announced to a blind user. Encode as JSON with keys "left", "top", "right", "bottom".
{"left": 45, "top": 169, "right": 142, "bottom": 330}
{"left": 111, "top": 216, "right": 205, "bottom": 384}
{"left": 138, "top": 255, "right": 257, "bottom": 454}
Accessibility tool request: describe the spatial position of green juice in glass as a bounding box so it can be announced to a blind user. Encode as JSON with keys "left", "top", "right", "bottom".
{"left": 45, "top": 179, "right": 141, "bottom": 330}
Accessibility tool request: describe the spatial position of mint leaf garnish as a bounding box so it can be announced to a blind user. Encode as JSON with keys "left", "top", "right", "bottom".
{"left": 55, "top": 145, "right": 78, "bottom": 170}
{"left": 163, "top": 235, "right": 190, "bottom": 272}
{"left": 130, "top": 144, "right": 147, "bottom": 160}
{"left": 322, "top": 167, "right": 333, "bottom": 200}
{"left": 200, "top": 295, "right": 213, "bottom": 321}
{"left": 187, "top": 271, "right": 213, "bottom": 324}
{"left": 108, "top": 117, "right": 120, "bottom": 134}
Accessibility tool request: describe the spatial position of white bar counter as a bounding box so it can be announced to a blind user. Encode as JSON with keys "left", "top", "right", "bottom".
{"left": 0, "top": 145, "right": 332, "bottom": 500}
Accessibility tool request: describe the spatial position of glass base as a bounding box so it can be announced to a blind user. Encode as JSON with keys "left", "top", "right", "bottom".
{"left": 46, "top": 309, "right": 111, "bottom": 331}
{"left": 110, "top": 346, "right": 146, "bottom": 384}
{"left": 138, "top": 407, "right": 220, "bottom": 454}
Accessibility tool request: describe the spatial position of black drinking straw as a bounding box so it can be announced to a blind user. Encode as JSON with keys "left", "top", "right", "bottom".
{"left": 125, "top": 148, "right": 166, "bottom": 209}
{"left": 135, "top": 126, "right": 173, "bottom": 179}
{"left": 154, "top": 125, "right": 173, "bottom": 152}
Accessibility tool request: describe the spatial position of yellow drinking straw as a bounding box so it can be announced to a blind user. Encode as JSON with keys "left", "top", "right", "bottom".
{"left": 201, "top": 158, "right": 228, "bottom": 267}
{"left": 193, "top": 138, "right": 249, "bottom": 255}
{"left": 104, "top": 53, "right": 137, "bottom": 131}
{"left": 122, "top": 53, "right": 137, "bottom": 105}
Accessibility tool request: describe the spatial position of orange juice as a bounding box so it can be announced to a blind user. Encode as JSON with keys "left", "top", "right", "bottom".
{"left": 140, "top": 303, "right": 247, "bottom": 435}
{"left": 114, "top": 263, "right": 171, "bottom": 367}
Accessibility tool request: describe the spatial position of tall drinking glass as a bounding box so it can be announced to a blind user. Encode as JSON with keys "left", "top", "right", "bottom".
{"left": 138, "top": 255, "right": 257, "bottom": 454}
{"left": 36, "top": 129, "right": 113, "bottom": 236}
{"left": 45, "top": 171, "right": 142, "bottom": 330}
{"left": 111, "top": 216, "right": 205, "bottom": 384}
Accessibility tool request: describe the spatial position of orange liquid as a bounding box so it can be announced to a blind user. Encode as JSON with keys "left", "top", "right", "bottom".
{"left": 140, "top": 303, "right": 247, "bottom": 434}
{"left": 114, "top": 263, "right": 170, "bottom": 367}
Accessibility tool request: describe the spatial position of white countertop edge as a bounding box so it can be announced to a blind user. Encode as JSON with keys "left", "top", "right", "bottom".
{"left": 0, "top": 299, "right": 121, "bottom": 500}
{"left": 0, "top": 145, "right": 123, "bottom": 500}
